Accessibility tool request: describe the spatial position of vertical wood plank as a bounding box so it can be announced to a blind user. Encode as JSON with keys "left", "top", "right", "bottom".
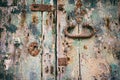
{"left": 42, "top": 0, "right": 56, "bottom": 80}
{"left": 16, "top": 0, "right": 42, "bottom": 80}
{"left": 57, "top": 0, "right": 79, "bottom": 80}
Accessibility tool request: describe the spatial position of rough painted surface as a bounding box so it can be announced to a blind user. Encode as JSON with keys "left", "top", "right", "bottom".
{"left": 0, "top": 0, "right": 120, "bottom": 80}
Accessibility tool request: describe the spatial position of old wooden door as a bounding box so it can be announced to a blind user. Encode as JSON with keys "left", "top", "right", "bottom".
{"left": 0, "top": 0, "right": 120, "bottom": 80}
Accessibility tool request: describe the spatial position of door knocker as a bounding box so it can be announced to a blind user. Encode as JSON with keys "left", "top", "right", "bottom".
{"left": 64, "top": 0, "right": 95, "bottom": 39}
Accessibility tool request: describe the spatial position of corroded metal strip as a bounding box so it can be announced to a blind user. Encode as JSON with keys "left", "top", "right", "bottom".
{"left": 64, "top": 24, "right": 95, "bottom": 39}
{"left": 30, "top": 4, "right": 55, "bottom": 12}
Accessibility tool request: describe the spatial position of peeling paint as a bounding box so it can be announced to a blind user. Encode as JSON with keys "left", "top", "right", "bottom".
{"left": 0, "top": 0, "right": 120, "bottom": 80}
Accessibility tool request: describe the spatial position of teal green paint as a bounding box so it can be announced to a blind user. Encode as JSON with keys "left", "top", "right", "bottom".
{"left": 110, "top": 64, "right": 120, "bottom": 79}
{"left": 5, "top": 24, "right": 17, "bottom": 33}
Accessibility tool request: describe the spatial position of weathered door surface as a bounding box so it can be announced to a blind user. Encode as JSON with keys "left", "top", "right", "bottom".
{"left": 0, "top": 0, "right": 120, "bottom": 80}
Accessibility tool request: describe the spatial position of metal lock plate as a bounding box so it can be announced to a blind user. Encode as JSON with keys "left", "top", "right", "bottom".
{"left": 58, "top": 58, "right": 67, "bottom": 66}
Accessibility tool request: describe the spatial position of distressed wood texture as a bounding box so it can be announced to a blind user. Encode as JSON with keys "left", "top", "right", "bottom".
{"left": 57, "top": 1, "right": 79, "bottom": 80}
{"left": 0, "top": 0, "right": 120, "bottom": 80}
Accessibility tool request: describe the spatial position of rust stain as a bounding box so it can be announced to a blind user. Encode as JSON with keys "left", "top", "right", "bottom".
{"left": 32, "top": 14, "right": 38, "bottom": 24}
{"left": 20, "top": 10, "right": 26, "bottom": 27}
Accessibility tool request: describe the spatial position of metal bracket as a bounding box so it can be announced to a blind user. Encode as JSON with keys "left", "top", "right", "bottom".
{"left": 58, "top": 57, "right": 68, "bottom": 66}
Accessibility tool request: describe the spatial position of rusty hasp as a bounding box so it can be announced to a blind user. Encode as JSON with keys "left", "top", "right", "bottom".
{"left": 30, "top": 4, "right": 55, "bottom": 12}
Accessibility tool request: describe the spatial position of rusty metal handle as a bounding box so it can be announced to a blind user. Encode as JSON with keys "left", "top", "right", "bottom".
{"left": 64, "top": 24, "right": 95, "bottom": 39}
